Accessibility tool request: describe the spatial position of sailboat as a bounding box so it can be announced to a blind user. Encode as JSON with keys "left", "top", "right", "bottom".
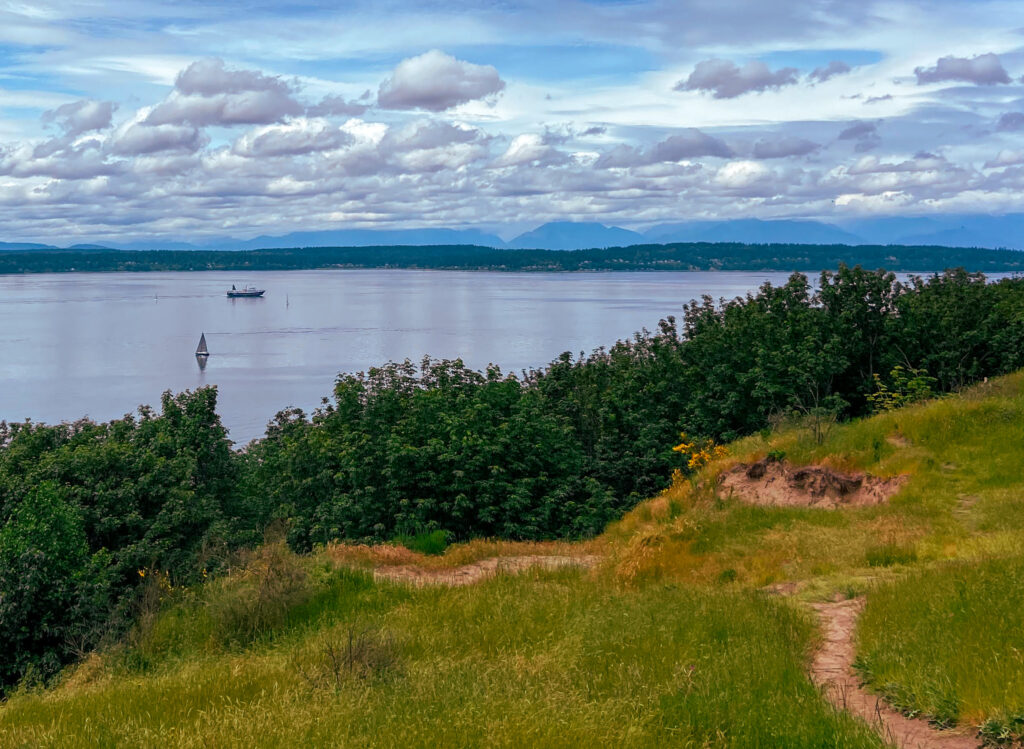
{"left": 195, "top": 333, "right": 209, "bottom": 370}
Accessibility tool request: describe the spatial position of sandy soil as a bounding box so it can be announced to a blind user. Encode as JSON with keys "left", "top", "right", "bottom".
{"left": 719, "top": 457, "right": 907, "bottom": 508}
{"left": 810, "top": 598, "right": 980, "bottom": 749}
{"left": 371, "top": 554, "right": 600, "bottom": 586}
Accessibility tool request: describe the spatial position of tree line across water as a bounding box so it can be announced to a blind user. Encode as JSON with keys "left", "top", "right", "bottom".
{"left": 2, "top": 242, "right": 1024, "bottom": 274}
{"left": 1, "top": 266, "right": 1023, "bottom": 690}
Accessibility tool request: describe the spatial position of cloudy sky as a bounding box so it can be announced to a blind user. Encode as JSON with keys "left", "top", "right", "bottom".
{"left": 2, "top": 0, "right": 1024, "bottom": 243}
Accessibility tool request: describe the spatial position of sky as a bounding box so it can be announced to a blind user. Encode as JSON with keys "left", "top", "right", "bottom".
{"left": 2, "top": 0, "right": 1024, "bottom": 243}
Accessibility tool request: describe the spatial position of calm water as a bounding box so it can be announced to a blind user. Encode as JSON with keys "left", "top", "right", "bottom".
{"left": 0, "top": 269, "right": 828, "bottom": 443}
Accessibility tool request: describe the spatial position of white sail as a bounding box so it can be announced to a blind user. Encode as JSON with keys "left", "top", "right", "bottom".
{"left": 196, "top": 333, "right": 209, "bottom": 356}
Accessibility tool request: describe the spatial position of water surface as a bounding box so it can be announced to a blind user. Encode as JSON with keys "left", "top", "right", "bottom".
{"left": 0, "top": 269, "right": 837, "bottom": 443}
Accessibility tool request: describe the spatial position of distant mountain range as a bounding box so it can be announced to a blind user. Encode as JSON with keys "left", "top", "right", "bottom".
{"left": 5, "top": 214, "right": 1024, "bottom": 252}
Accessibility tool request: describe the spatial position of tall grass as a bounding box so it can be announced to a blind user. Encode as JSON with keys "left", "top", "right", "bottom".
{"left": 856, "top": 557, "right": 1024, "bottom": 742}
{"left": 0, "top": 566, "right": 884, "bottom": 748}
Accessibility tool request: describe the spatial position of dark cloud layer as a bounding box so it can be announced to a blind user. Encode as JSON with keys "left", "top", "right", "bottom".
{"left": 676, "top": 59, "right": 799, "bottom": 98}
{"left": 808, "top": 60, "right": 851, "bottom": 83}
{"left": 914, "top": 53, "right": 1011, "bottom": 85}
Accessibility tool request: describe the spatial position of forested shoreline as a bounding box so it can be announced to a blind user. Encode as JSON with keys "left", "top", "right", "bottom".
{"left": 2, "top": 265, "right": 1024, "bottom": 690}
{"left": 2, "top": 241, "right": 1024, "bottom": 274}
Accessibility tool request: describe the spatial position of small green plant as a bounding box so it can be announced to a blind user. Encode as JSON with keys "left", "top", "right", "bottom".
{"left": 716, "top": 568, "right": 738, "bottom": 584}
{"left": 979, "top": 712, "right": 1024, "bottom": 746}
{"left": 867, "top": 366, "right": 937, "bottom": 413}
{"left": 393, "top": 529, "right": 450, "bottom": 556}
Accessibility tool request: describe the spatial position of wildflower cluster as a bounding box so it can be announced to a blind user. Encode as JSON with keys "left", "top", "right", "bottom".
{"left": 138, "top": 568, "right": 174, "bottom": 601}
{"left": 672, "top": 432, "right": 727, "bottom": 470}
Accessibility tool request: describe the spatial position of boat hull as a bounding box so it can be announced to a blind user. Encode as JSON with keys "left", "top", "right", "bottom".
{"left": 227, "top": 290, "right": 265, "bottom": 297}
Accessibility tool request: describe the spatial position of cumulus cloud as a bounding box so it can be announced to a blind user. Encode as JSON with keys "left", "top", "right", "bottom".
{"left": 42, "top": 100, "right": 117, "bottom": 137}
{"left": 752, "top": 136, "right": 820, "bottom": 159}
{"left": 715, "top": 160, "right": 772, "bottom": 190}
{"left": 493, "top": 133, "right": 568, "bottom": 167}
{"left": 649, "top": 129, "right": 733, "bottom": 160}
{"left": 997, "top": 112, "right": 1024, "bottom": 131}
{"left": 808, "top": 60, "right": 851, "bottom": 83}
{"left": 675, "top": 59, "right": 798, "bottom": 98}
{"left": 306, "top": 94, "right": 369, "bottom": 118}
{"left": 232, "top": 118, "right": 351, "bottom": 157}
{"left": 110, "top": 123, "right": 207, "bottom": 155}
{"left": 174, "top": 58, "right": 291, "bottom": 97}
{"left": 147, "top": 58, "right": 302, "bottom": 127}
{"left": 377, "top": 50, "right": 505, "bottom": 111}
{"left": 382, "top": 119, "right": 482, "bottom": 152}
{"left": 914, "top": 53, "right": 1011, "bottom": 85}
{"left": 592, "top": 129, "right": 732, "bottom": 168}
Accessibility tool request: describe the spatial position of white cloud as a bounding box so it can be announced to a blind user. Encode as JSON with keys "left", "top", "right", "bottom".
{"left": 377, "top": 50, "right": 505, "bottom": 111}
{"left": 110, "top": 123, "right": 207, "bottom": 155}
{"left": 493, "top": 133, "right": 567, "bottom": 167}
{"left": 232, "top": 119, "right": 351, "bottom": 157}
{"left": 42, "top": 99, "right": 117, "bottom": 137}
{"left": 146, "top": 58, "right": 302, "bottom": 127}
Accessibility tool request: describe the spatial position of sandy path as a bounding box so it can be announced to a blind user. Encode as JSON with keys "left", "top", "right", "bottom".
{"left": 372, "top": 554, "right": 600, "bottom": 586}
{"left": 810, "top": 598, "right": 980, "bottom": 749}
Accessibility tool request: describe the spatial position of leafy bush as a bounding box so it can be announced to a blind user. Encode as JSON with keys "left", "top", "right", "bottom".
{"left": 0, "top": 482, "right": 113, "bottom": 690}
{"left": 393, "top": 529, "right": 450, "bottom": 556}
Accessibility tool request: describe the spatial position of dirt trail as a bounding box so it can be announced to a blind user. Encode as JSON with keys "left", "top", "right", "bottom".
{"left": 372, "top": 554, "right": 600, "bottom": 587}
{"left": 810, "top": 598, "right": 979, "bottom": 749}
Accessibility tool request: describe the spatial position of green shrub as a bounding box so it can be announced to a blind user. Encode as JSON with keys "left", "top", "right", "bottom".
{"left": 393, "top": 529, "right": 450, "bottom": 556}
{"left": 0, "top": 482, "right": 113, "bottom": 691}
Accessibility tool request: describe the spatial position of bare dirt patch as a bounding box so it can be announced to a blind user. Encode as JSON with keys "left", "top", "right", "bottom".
{"left": 371, "top": 555, "right": 600, "bottom": 587}
{"left": 811, "top": 598, "right": 979, "bottom": 749}
{"left": 718, "top": 457, "right": 907, "bottom": 508}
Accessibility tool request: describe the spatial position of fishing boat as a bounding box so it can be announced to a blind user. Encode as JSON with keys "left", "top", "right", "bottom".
{"left": 227, "top": 284, "right": 265, "bottom": 298}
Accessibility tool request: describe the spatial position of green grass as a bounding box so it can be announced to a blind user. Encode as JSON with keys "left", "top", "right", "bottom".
{"left": 0, "top": 564, "right": 884, "bottom": 748}
{"left": 856, "top": 557, "right": 1024, "bottom": 742}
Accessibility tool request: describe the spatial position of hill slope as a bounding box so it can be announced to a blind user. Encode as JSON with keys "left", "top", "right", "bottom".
{"left": 2, "top": 374, "right": 1024, "bottom": 747}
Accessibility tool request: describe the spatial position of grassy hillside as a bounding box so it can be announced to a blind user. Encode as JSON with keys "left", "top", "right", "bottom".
{"left": 2, "top": 373, "right": 1024, "bottom": 746}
